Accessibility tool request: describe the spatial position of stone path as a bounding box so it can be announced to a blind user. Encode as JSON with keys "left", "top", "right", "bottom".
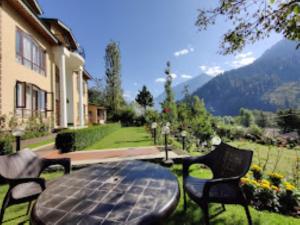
{"left": 36, "top": 146, "right": 187, "bottom": 166}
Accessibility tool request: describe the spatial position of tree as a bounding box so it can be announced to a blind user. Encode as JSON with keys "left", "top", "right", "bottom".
{"left": 135, "top": 85, "right": 154, "bottom": 111}
{"left": 88, "top": 77, "right": 105, "bottom": 105}
{"left": 239, "top": 108, "right": 255, "bottom": 127}
{"left": 196, "top": 0, "right": 300, "bottom": 55}
{"left": 104, "top": 41, "right": 124, "bottom": 117}
{"left": 190, "top": 96, "right": 213, "bottom": 141}
{"left": 161, "top": 62, "right": 177, "bottom": 123}
{"left": 277, "top": 109, "right": 300, "bottom": 133}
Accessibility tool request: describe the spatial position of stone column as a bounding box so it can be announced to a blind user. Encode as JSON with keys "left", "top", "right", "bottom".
{"left": 59, "top": 52, "right": 68, "bottom": 128}
{"left": 79, "top": 66, "right": 84, "bottom": 127}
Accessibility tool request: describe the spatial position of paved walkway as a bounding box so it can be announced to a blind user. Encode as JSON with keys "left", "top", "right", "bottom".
{"left": 36, "top": 146, "right": 187, "bottom": 165}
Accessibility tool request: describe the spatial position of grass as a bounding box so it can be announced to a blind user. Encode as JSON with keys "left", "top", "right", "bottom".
{"left": 229, "top": 140, "right": 299, "bottom": 180}
{"left": 84, "top": 126, "right": 153, "bottom": 150}
{"left": 1, "top": 167, "right": 298, "bottom": 225}
{"left": 26, "top": 138, "right": 54, "bottom": 149}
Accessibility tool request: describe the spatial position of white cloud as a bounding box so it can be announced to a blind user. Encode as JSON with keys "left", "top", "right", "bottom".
{"left": 200, "top": 65, "right": 224, "bottom": 76}
{"left": 155, "top": 77, "right": 166, "bottom": 83}
{"left": 181, "top": 74, "right": 193, "bottom": 79}
{"left": 174, "top": 47, "right": 195, "bottom": 57}
{"left": 231, "top": 51, "right": 256, "bottom": 68}
{"left": 123, "top": 91, "right": 133, "bottom": 101}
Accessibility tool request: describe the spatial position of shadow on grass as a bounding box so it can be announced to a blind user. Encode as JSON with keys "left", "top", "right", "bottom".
{"left": 114, "top": 139, "right": 150, "bottom": 145}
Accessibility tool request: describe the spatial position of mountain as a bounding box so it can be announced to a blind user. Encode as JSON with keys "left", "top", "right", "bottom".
{"left": 193, "top": 40, "right": 300, "bottom": 116}
{"left": 155, "top": 74, "right": 212, "bottom": 109}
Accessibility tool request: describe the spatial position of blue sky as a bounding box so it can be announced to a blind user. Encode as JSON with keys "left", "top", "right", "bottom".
{"left": 39, "top": 0, "right": 282, "bottom": 100}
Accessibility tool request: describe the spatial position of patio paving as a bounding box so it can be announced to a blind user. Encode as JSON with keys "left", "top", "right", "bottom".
{"left": 36, "top": 146, "right": 188, "bottom": 166}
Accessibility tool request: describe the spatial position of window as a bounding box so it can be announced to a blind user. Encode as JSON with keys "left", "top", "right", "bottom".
{"left": 16, "top": 27, "right": 46, "bottom": 75}
{"left": 16, "top": 82, "right": 26, "bottom": 108}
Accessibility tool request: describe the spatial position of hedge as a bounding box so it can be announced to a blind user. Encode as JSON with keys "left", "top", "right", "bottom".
{"left": 55, "top": 123, "right": 121, "bottom": 153}
{"left": 0, "top": 136, "right": 13, "bottom": 155}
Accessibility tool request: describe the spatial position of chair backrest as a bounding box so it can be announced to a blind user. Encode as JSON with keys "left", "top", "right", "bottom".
{"left": 0, "top": 149, "right": 43, "bottom": 182}
{"left": 205, "top": 142, "right": 253, "bottom": 179}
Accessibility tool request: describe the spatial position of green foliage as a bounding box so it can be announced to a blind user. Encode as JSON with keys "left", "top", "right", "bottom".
{"left": 239, "top": 108, "right": 255, "bottom": 127}
{"left": 161, "top": 62, "right": 177, "bottom": 123}
{"left": 277, "top": 108, "right": 300, "bottom": 133}
{"left": 135, "top": 85, "right": 154, "bottom": 110}
{"left": 144, "top": 109, "right": 160, "bottom": 124}
{"left": 196, "top": 0, "right": 300, "bottom": 55}
{"left": 88, "top": 88, "right": 105, "bottom": 106}
{"left": 0, "top": 136, "right": 13, "bottom": 155}
{"left": 22, "top": 116, "right": 50, "bottom": 139}
{"left": 190, "top": 96, "right": 213, "bottom": 141}
{"left": 55, "top": 123, "right": 121, "bottom": 153}
{"left": 104, "top": 41, "right": 125, "bottom": 119}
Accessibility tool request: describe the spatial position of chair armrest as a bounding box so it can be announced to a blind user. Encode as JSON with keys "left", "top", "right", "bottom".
{"left": 42, "top": 158, "right": 71, "bottom": 174}
{"left": 203, "top": 176, "right": 241, "bottom": 198}
{"left": 182, "top": 155, "right": 209, "bottom": 178}
{"left": 8, "top": 177, "right": 46, "bottom": 190}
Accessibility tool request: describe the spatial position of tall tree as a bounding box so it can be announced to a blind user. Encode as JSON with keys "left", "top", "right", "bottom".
{"left": 191, "top": 96, "right": 213, "bottom": 141}
{"left": 161, "top": 62, "right": 177, "bottom": 123}
{"left": 104, "top": 41, "right": 124, "bottom": 116}
{"left": 135, "top": 85, "right": 154, "bottom": 111}
{"left": 196, "top": 0, "right": 300, "bottom": 55}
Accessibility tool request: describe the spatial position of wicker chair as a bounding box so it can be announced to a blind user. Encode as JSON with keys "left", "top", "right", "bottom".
{"left": 0, "top": 149, "right": 71, "bottom": 224}
{"left": 182, "top": 142, "right": 253, "bottom": 225}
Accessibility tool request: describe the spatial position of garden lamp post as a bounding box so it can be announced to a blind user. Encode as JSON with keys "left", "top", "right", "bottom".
{"left": 12, "top": 127, "right": 25, "bottom": 152}
{"left": 162, "top": 125, "right": 173, "bottom": 166}
{"left": 211, "top": 135, "right": 222, "bottom": 146}
{"left": 181, "top": 130, "right": 187, "bottom": 151}
{"left": 151, "top": 122, "right": 158, "bottom": 145}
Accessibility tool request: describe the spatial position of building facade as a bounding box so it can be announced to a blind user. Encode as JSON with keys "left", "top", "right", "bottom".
{"left": 0, "top": 0, "right": 90, "bottom": 129}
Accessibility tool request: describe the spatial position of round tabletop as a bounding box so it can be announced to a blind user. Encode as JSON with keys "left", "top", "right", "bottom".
{"left": 31, "top": 160, "right": 180, "bottom": 225}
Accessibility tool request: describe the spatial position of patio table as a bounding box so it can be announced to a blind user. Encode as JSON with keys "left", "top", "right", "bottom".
{"left": 31, "top": 160, "right": 180, "bottom": 225}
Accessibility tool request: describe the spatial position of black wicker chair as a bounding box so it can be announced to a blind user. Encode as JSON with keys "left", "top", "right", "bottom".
{"left": 0, "top": 149, "right": 71, "bottom": 224}
{"left": 182, "top": 142, "right": 253, "bottom": 225}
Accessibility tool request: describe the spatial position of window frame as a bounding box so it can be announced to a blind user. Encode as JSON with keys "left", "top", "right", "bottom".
{"left": 15, "top": 81, "right": 27, "bottom": 108}
{"left": 16, "top": 27, "right": 47, "bottom": 76}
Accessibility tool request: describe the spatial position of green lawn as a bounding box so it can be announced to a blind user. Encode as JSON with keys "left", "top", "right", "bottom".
{"left": 229, "top": 140, "right": 299, "bottom": 180}
{"left": 84, "top": 126, "right": 153, "bottom": 150}
{"left": 26, "top": 138, "right": 55, "bottom": 149}
{"left": 1, "top": 166, "right": 298, "bottom": 225}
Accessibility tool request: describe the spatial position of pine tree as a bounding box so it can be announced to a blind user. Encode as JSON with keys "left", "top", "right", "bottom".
{"left": 135, "top": 85, "right": 154, "bottom": 111}
{"left": 104, "top": 41, "right": 124, "bottom": 117}
{"left": 161, "top": 61, "right": 177, "bottom": 123}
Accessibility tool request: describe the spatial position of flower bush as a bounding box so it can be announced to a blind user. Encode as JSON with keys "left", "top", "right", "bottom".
{"left": 250, "top": 164, "right": 263, "bottom": 180}
{"left": 240, "top": 167, "right": 300, "bottom": 216}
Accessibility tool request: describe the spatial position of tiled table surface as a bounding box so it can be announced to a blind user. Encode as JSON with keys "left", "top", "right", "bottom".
{"left": 31, "top": 160, "right": 180, "bottom": 225}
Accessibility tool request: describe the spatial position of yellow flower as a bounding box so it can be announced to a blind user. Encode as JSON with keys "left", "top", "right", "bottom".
{"left": 268, "top": 172, "right": 284, "bottom": 179}
{"left": 284, "top": 182, "right": 296, "bottom": 191}
{"left": 251, "top": 164, "right": 262, "bottom": 172}
{"left": 261, "top": 183, "right": 271, "bottom": 190}
{"left": 271, "top": 185, "right": 279, "bottom": 192}
{"left": 261, "top": 179, "right": 270, "bottom": 186}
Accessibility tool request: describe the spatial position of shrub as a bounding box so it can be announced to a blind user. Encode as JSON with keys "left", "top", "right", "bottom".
{"left": 0, "top": 136, "right": 13, "bottom": 155}
{"left": 240, "top": 167, "right": 300, "bottom": 216}
{"left": 56, "top": 123, "right": 121, "bottom": 153}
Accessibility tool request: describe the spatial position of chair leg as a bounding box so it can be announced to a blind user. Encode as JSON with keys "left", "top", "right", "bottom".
{"left": 26, "top": 201, "right": 32, "bottom": 215}
{"left": 244, "top": 205, "right": 252, "bottom": 225}
{"left": 0, "top": 194, "right": 10, "bottom": 225}
{"left": 183, "top": 188, "right": 187, "bottom": 212}
{"left": 201, "top": 202, "right": 210, "bottom": 225}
